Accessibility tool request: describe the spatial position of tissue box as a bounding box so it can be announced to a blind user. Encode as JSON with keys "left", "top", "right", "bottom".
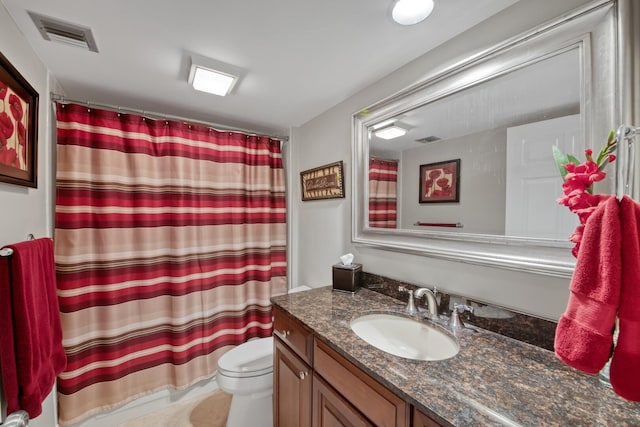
{"left": 332, "top": 263, "right": 362, "bottom": 293}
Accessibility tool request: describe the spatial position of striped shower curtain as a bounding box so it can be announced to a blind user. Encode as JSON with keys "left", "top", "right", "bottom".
{"left": 54, "top": 103, "right": 287, "bottom": 425}
{"left": 368, "top": 158, "right": 398, "bottom": 228}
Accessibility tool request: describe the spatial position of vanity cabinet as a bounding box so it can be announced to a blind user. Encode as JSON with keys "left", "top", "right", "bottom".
{"left": 313, "top": 339, "right": 409, "bottom": 427}
{"left": 273, "top": 306, "right": 442, "bottom": 427}
{"left": 273, "top": 306, "right": 314, "bottom": 427}
{"left": 312, "top": 373, "right": 373, "bottom": 427}
{"left": 274, "top": 337, "right": 312, "bottom": 427}
{"left": 412, "top": 408, "right": 442, "bottom": 427}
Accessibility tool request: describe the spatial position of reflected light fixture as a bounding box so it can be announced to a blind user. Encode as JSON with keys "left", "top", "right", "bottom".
{"left": 391, "top": 0, "right": 435, "bottom": 26}
{"left": 375, "top": 125, "right": 407, "bottom": 140}
{"left": 188, "top": 55, "right": 244, "bottom": 96}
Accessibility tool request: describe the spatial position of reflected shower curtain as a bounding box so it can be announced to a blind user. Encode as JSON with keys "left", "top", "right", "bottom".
{"left": 54, "top": 103, "right": 286, "bottom": 424}
{"left": 368, "top": 158, "right": 398, "bottom": 228}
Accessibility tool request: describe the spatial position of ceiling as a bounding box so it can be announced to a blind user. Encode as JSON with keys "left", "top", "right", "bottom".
{"left": 1, "top": 0, "right": 518, "bottom": 136}
{"left": 370, "top": 47, "right": 580, "bottom": 153}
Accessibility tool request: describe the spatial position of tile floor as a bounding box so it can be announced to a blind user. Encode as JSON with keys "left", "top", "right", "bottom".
{"left": 116, "top": 390, "right": 232, "bottom": 427}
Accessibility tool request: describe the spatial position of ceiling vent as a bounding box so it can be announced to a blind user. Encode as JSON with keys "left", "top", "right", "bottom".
{"left": 28, "top": 11, "right": 98, "bottom": 53}
{"left": 415, "top": 136, "right": 441, "bottom": 143}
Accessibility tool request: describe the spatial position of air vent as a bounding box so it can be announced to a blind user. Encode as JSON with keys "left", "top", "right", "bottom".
{"left": 29, "top": 11, "right": 98, "bottom": 53}
{"left": 415, "top": 136, "right": 441, "bottom": 143}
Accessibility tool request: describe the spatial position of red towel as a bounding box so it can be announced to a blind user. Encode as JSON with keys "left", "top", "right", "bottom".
{"left": 610, "top": 196, "right": 640, "bottom": 401}
{"left": 554, "top": 195, "right": 621, "bottom": 374}
{"left": 0, "top": 238, "right": 66, "bottom": 418}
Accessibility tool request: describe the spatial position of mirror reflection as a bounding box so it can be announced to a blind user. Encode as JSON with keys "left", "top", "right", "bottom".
{"left": 368, "top": 48, "right": 585, "bottom": 240}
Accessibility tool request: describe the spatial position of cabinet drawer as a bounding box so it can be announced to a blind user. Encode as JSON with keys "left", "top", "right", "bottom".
{"left": 273, "top": 305, "right": 313, "bottom": 364}
{"left": 313, "top": 373, "right": 374, "bottom": 427}
{"left": 314, "top": 339, "right": 409, "bottom": 427}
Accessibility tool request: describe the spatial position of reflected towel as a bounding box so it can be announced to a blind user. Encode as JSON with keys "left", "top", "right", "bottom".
{"left": 0, "top": 238, "right": 66, "bottom": 418}
{"left": 610, "top": 196, "right": 640, "bottom": 401}
{"left": 554, "top": 196, "right": 621, "bottom": 374}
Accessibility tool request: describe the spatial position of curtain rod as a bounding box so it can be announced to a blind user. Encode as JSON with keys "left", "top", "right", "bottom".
{"left": 50, "top": 93, "right": 289, "bottom": 142}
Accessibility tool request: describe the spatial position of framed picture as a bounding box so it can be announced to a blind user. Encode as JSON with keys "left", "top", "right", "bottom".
{"left": 300, "top": 161, "right": 345, "bottom": 201}
{"left": 419, "top": 159, "right": 460, "bottom": 203}
{"left": 0, "top": 51, "right": 39, "bottom": 188}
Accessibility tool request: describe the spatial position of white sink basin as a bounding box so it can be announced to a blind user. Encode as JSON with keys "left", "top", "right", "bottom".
{"left": 350, "top": 313, "right": 459, "bottom": 361}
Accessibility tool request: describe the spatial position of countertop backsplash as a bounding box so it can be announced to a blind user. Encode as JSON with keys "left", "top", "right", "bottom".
{"left": 361, "top": 272, "right": 557, "bottom": 351}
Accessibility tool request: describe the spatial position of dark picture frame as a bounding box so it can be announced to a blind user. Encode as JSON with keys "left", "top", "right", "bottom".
{"left": 300, "top": 161, "right": 345, "bottom": 201}
{"left": 0, "top": 51, "right": 39, "bottom": 188}
{"left": 419, "top": 159, "right": 460, "bottom": 203}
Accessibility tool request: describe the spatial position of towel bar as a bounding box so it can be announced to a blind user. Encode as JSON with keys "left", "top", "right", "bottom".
{"left": 414, "top": 221, "right": 463, "bottom": 228}
{"left": 0, "top": 234, "right": 36, "bottom": 257}
{"left": 0, "top": 248, "right": 13, "bottom": 257}
{"left": 1, "top": 410, "right": 29, "bottom": 427}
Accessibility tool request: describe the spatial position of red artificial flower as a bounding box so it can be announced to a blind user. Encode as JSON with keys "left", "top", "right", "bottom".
{"left": 9, "top": 94, "right": 23, "bottom": 121}
{"left": 0, "top": 81, "right": 7, "bottom": 101}
{"left": 555, "top": 137, "right": 617, "bottom": 258}
{"left": 0, "top": 112, "right": 14, "bottom": 139}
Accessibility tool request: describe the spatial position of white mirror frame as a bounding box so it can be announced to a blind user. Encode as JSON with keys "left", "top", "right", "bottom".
{"left": 352, "top": 0, "right": 620, "bottom": 278}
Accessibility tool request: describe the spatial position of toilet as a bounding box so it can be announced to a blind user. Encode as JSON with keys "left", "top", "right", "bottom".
{"left": 216, "top": 285, "right": 311, "bottom": 427}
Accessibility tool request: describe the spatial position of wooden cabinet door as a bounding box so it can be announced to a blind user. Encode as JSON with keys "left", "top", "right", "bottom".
{"left": 412, "top": 408, "right": 442, "bottom": 427}
{"left": 274, "top": 336, "right": 312, "bottom": 427}
{"left": 312, "top": 373, "right": 374, "bottom": 427}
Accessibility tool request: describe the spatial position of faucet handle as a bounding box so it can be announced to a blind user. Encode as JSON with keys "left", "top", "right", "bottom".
{"left": 398, "top": 286, "right": 419, "bottom": 315}
{"left": 450, "top": 303, "right": 474, "bottom": 330}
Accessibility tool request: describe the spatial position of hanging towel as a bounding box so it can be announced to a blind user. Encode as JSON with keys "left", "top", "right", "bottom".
{"left": 610, "top": 196, "right": 640, "bottom": 401}
{"left": 0, "top": 238, "right": 66, "bottom": 418}
{"left": 554, "top": 195, "right": 621, "bottom": 374}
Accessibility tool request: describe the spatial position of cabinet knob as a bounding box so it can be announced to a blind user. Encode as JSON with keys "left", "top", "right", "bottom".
{"left": 299, "top": 371, "right": 308, "bottom": 380}
{"left": 280, "top": 329, "right": 290, "bottom": 338}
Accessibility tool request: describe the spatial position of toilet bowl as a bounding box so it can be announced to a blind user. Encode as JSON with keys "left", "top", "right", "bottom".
{"left": 216, "top": 285, "right": 310, "bottom": 427}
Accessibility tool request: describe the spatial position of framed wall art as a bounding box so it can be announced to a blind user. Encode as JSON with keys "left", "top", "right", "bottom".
{"left": 0, "top": 51, "right": 39, "bottom": 188}
{"left": 300, "top": 161, "right": 345, "bottom": 201}
{"left": 419, "top": 159, "right": 460, "bottom": 203}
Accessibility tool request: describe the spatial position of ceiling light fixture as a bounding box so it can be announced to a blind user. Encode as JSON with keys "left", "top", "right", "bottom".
{"left": 188, "top": 55, "right": 244, "bottom": 97}
{"left": 374, "top": 125, "right": 408, "bottom": 140}
{"left": 391, "top": 0, "right": 435, "bottom": 26}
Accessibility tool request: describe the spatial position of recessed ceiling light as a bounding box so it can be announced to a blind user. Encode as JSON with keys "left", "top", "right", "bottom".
{"left": 190, "top": 67, "right": 237, "bottom": 96}
{"left": 188, "top": 55, "right": 244, "bottom": 97}
{"left": 375, "top": 125, "right": 408, "bottom": 140}
{"left": 391, "top": 0, "right": 435, "bottom": 26}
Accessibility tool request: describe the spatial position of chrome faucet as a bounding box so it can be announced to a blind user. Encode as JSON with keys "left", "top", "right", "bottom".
{"left": 414, "top": 287, "right": 439, "bottom": 321}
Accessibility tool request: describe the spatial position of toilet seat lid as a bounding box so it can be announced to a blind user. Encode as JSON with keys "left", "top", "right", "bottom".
{"left": 217, "top": 336, "right": 273, "bottom": 378}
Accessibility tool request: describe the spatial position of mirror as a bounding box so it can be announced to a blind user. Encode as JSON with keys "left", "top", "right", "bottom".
{"left": 353, "top": 1, "right": 617, "bottom": 278}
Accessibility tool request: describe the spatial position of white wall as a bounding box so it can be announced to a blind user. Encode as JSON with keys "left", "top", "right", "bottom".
{"left": 290, "top": 0, "right": 595, "bottom": 321}
{"left": 0, "top": 3, "right": 56, "bottom": 426}
{"left": 400, "top": 127, "right": 507, "bottom": 235}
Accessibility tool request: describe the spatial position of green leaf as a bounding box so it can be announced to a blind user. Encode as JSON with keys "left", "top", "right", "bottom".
{"left": 552, "top": 145, "right": 572, "bottom": 179}
{"left": 567, "top": 154, "right": 580, "bottom": 164}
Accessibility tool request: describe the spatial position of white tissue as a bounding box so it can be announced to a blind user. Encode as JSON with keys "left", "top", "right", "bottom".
{"left": 340, "top": 253, "right": 354, "bottom": 266}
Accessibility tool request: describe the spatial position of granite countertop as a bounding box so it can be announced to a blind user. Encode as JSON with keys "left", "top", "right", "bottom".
{"left": 271, "top": 286, "right": 640, "bottom": 427}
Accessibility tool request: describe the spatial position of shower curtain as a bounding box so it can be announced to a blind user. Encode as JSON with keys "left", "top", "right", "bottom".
{"left": 54, "top": 103, "right": 287, "bottom": 424}
{"left": 368, "top": 158, "right": 398, "bottom": 228}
